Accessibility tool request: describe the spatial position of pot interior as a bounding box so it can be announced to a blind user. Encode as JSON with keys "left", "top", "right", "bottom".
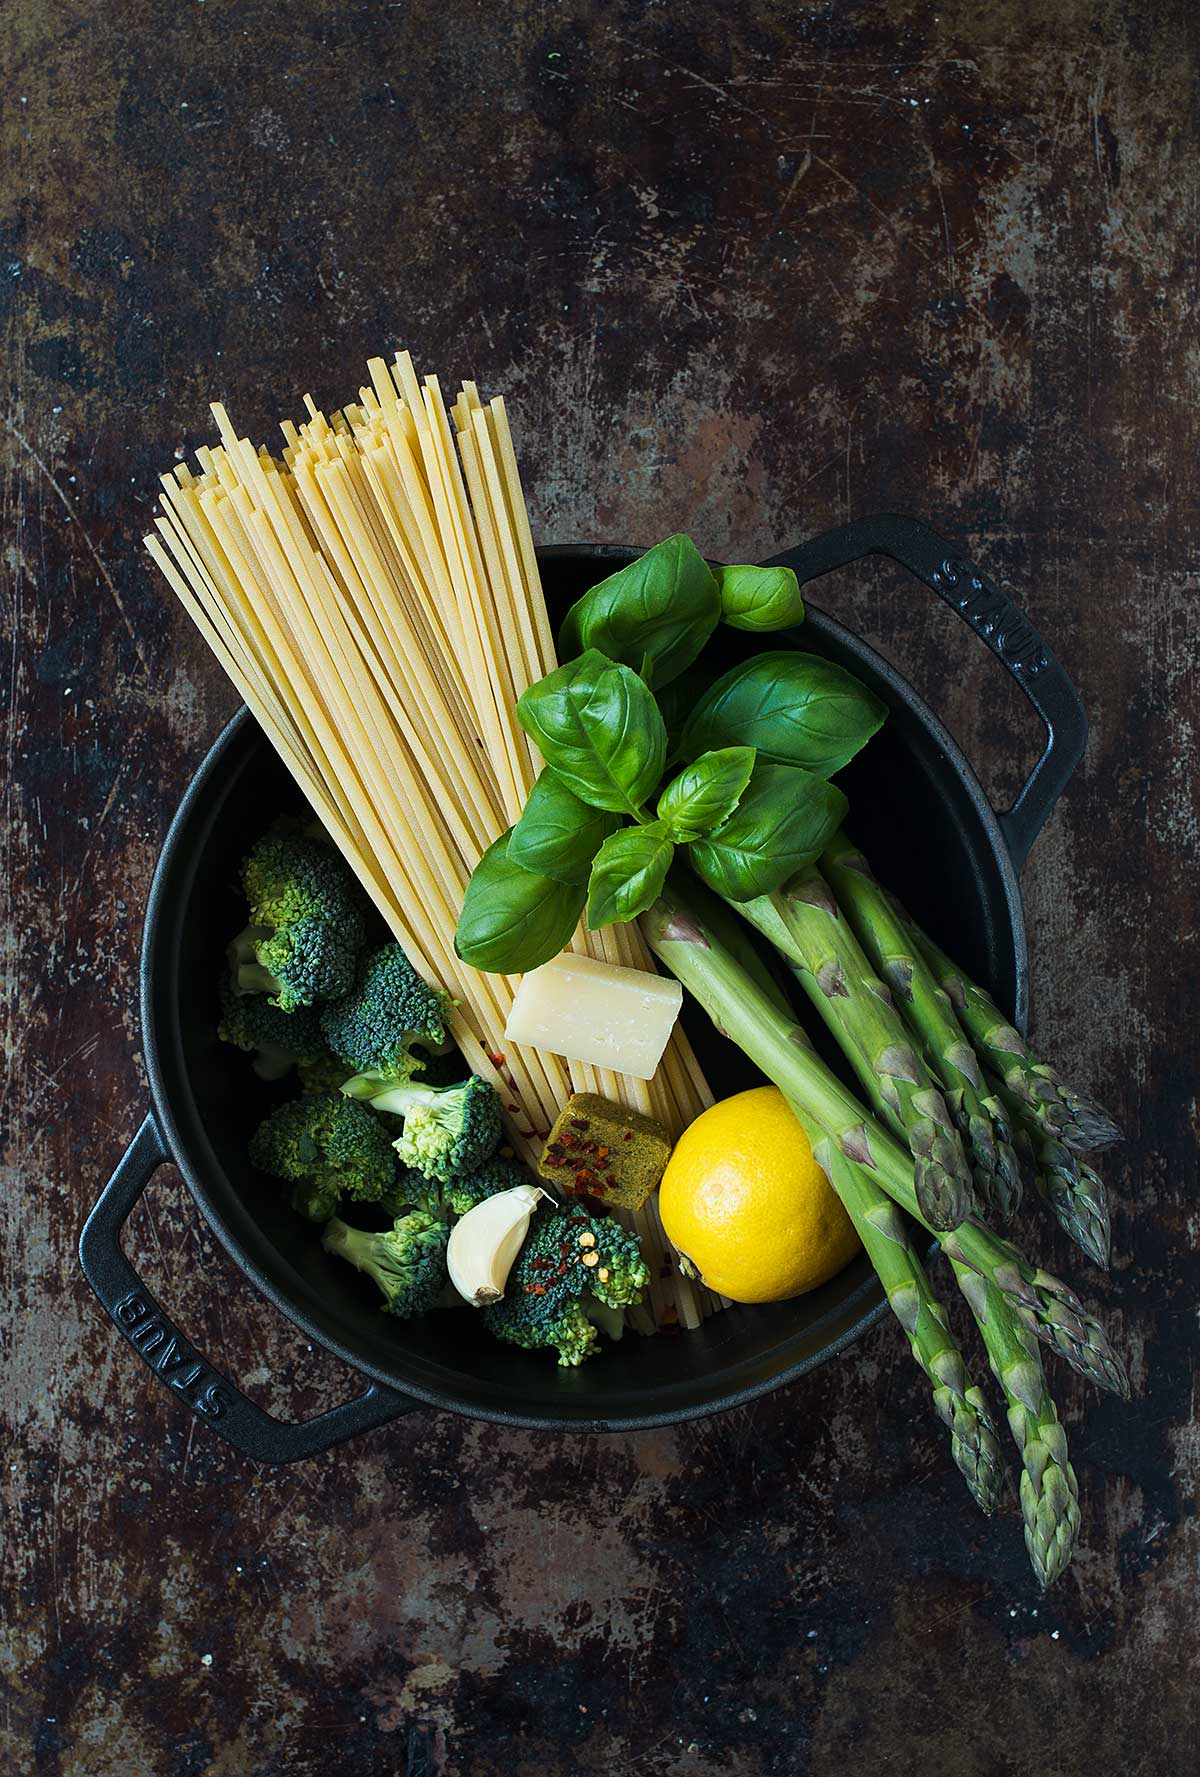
{"left": 145, "top": 550, "right": 1021, "bottom": 1429}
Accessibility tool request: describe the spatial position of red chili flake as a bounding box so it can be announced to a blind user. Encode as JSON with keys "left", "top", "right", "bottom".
{"left": 557, "top": 1131, "right": 578, "bottom": 1149}
{"left": 488, "top": 1052, "right": 506, "bottom": 1068}
{"left": 622, "top": 1131, "right": 635, "bottom": 1141}
{"left": 532, "top": 1284, "right": 547, "bottom": 1295}
{"left": 596, "top": 1146, "right": 609, "bottom": 1160}
{"left": 556, "top": 1262, "right": 568, "bottom": 1275}
{"left": 569, "top": 1118, "right": 590, "bottom": 1131}
{"left": 506, "top": 1103, "right": 521, "bottom": 1114}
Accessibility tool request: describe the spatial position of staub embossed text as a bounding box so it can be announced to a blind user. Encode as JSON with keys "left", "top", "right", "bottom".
{"left": 115, "top": 1290, "right": 232, "bottom": 1418}
{"left": 933, "top": 557, "right": 1050, "bottom": 675}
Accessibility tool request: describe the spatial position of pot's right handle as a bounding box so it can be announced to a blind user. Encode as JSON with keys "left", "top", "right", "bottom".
{"left": 762, "top": 514, "right": 1088, "bottom": 869}
{"left": 79, "top": 1115, "right": 420, "bottom": 1463}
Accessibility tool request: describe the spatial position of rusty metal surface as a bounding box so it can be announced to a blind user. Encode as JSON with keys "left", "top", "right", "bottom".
{"left": 2, "top": 0, "right": 1198, "bottom": 1771}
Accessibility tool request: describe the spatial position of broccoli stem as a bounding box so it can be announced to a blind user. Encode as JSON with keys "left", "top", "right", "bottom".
{"left": 251, "top": 1043, "right": 295, "bottom": 1083}
{"left": 322, "top": 1217, "right": 369, "bottom": 1268}
{"left": 354, "top": 1079, "right": 433, "bottom": 1117}
{"left": 228, "top": 925, "right": 271, "bottom": 966}
{"left": 227, "top": 926, "right": 277, "bottom": 996}
{"left": 584, "top": 1295, "right": 627, "bottom": 1342}
{"left": 236, "top": 962, "right": 283, "bottom": 997}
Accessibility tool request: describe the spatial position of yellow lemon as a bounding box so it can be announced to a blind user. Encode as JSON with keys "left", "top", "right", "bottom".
{"left": 660, "top": 1085, "right": 860, "bottom": 1303}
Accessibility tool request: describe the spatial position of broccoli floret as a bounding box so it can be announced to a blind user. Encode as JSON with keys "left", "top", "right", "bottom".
{"left": 480, "top": 1204, "right": 649, "bottom": 1365}
{"left": 322, "top": 1212, "right": 449, "bottom": 1319}
{"left": 217, "top": 977, "right": 332, "bottom": 1082}
{"left": 230, "top": 829, "right": 366, "bottom": 1010}
{"left": 360, "top": 1075, "right": 502, "bottom": 1182}
{"left": 386, "top": 1155, "right": 530, "bottom": 1219}
{"left": 485, "top": 1295, "right": 601, "bottom": 1366}
{"left": 322, "top": 944, "right": 453, "bottom": 1088}
{"left": 249, "top": 1093, "right": 395, "bottom": 1219}
{"left": 528, "top": 1206, "right": 649, "bottom": 1314}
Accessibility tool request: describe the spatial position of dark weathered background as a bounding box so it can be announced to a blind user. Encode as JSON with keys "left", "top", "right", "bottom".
{"left": 3, "top": 1, "right": 1198, "bottom": 1772}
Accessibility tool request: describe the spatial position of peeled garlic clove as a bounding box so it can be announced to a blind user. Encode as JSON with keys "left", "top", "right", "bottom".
{"left": 447, "top": 1184, "right": 547, "bottom": 1307}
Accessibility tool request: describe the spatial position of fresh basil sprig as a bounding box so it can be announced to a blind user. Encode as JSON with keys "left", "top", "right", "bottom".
{"left": 586, "top": 822, "right": 676, "bottom": 929}
{"left": 656, "top": 746, "right": 756, "bottom": 843}
{"left": 456, "top": 534, "right": 888, "bottom": 975}
{"left": 557, "top": 535, "right": 720, "bottom": 690}
{"left": 454, "top": 833, "right": 586, "bottom": 974}
{"left": 715, "top": 564, "right": 806, "bottom": 633}
{"left": 679, "top": 652, "right": 887, "bottom": 781}
{"left": 516, "top": 649, "right": 667, "bottom": 816}
{"left": 507, "top": 769, "right": 621, "bottom": 885}
{"left": 687, "top": 761, "right": 848, "bottom": 902}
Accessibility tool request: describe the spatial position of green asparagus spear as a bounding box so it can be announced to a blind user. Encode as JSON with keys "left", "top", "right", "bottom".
{"left": 967, "top": 1081, "right": 1024, "bottom": 1223}
{"left": 808, "top": 1124, "right": 1005, "bottom": 1513}
{"left": 966, "top": 1276, "right": 1080, "bottom": 1588}
{"left": 910, "top": 922, "right": 1121, "bottom": 1156}
{"left": 1009, "top": 1120, "right": 1038, "bottom": 1194}
{"left": 940, "top": 1222, "right": 1127, "bottom": 1398}
{"left": 1057, "top": 1085, "right": 1122, "bottom": 1153}
{"left": 1034, "top": 1156, "right": 1112, "bottom": 1272}
{"left": 988, "top": 1074, "right": 1112, "bottom": 1269}
{"left": 735, "top": 871, "right": 974, "bottom": 1230}
{"left": 820, "top": 833, "right": 1021, "bottom": 1221}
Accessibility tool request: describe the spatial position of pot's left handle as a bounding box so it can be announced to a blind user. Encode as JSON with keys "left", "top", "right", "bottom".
{"left": 79, "top": 1115, "right": 420, "bottom": 1463}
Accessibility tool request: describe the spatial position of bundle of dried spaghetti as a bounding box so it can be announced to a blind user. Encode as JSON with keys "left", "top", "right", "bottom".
{"left": 144, "top": 351, "right": 724, "bottom": 1331}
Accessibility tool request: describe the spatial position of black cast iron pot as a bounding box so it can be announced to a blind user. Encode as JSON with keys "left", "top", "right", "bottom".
{"left": 80, "top": 515, "right": 1086, "bottom": 1462}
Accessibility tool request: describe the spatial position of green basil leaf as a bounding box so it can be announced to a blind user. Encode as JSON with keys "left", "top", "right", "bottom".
{"left": 657, "top": 746, "right": 756, "bottom": 843}
{"left": 679, "top": 652, "right": 887, "bottom": 780}
{"left": 716, "top": 564, "right": 806, "bottom": 633}
{"left": 516, "top": 648, "right": 667, "bottom": 816}
{"left": 455, "top": 833, "right": 585, "bottom": 973}
{"left": 586, "top": 822, "right": 676, "bottom": 930}
{"left": 687, "top": 762, "right": 848, "bottom": 902}
{"left": 557, "top": 535, "right": 720, "bottom": 688}
{"left": 507, "top": 769, "right": 621, "bottom": 885}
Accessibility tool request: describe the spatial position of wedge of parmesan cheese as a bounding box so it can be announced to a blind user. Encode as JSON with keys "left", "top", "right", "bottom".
{"left": 504, "top": 953, "right": 684, "bottom": 1081}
